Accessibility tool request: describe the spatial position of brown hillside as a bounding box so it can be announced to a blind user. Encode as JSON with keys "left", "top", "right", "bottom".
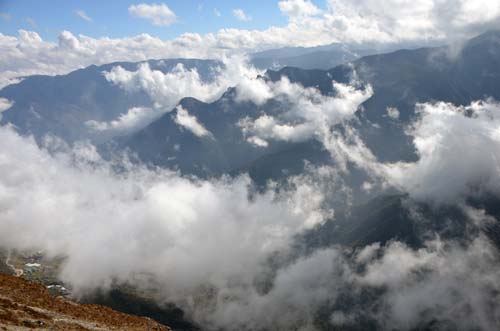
{"left": 0, "top": 272, "right": 171, "bottom": 331}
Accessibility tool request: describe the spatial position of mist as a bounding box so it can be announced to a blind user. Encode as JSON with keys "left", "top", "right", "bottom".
{"left": 1, "top": 59, "right": 500, "bottom": 330}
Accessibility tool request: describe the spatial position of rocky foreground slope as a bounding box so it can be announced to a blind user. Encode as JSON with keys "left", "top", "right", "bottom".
{"left": 0, "top": 272, "right": 171, "bottom": 331}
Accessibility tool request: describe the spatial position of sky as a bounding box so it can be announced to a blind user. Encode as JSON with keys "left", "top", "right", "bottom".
{"left": 0, "top": 0, "right": 308, "bottom": 40}
{"left": 1, "top": 0, "right": 500, "bottom": 89}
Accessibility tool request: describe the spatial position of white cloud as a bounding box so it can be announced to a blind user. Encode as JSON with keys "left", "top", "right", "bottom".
{"left": 75, "top": 9, "right": 93, "bottom": 22}
{"left": 0, "top": 98, "right": 14, "bottom": 121}
{"left": 318, "top": 99, "right": 500, "bottom": 204}
{"left": 0, "top": 121, "right": 499, "bottom": 330}
{"left": 237, "top": 77, "right": 373, "bottom": 151}
{"left": 357, "top": 237, "right": 500, "bottom": 330}
{"left": 1, "top": 1, "right": 500, "bottom": 89}
{"left": 0, "top": 81, "right": 500, "bottom": 331}
{"left": 85, "top": 106, "right": 159, "bottom": 137}
{"left": 386, "top": 106, "right": 400, "bottom": 119}
{"left": 213, "top": 8, "right": 221, "bottom": 17}
{"left": 104, "top": 62, "right": 226, "bottom": 109}
{"left": 173, "top": 105, "right": 213, "bottom": 138}
{"left": 0, "top": 125, "right": 329, "bottom": 305}
{"left": 129, "top": 3, "right": 177, "bottom": 26}
{"left": 233, "top": 8, "right": 252, "bottom": 22}
{"left": 279, "top": 0, "right": 320, "bottom": 18}
{"left": 104, "top": 59, "right": 368, "bottom": 151}
{"left": 383, "top": 100, "right": 500, "bottom": 202}
{"left": 0, "top": 98, "right": 13, "bottom": 113}
{"left": 100, "top": 56, "right": 266, "bottom": 133}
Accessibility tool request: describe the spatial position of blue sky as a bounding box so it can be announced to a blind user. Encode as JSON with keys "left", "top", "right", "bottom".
{"left": 0, "top": 0, "right": 325, "bottom": 41}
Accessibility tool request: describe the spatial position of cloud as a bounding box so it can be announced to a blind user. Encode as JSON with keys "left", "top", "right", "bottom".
{"left": 128, "top": 3, "right": 177, "bottom": 27}
{"left": 386, "top": 106, "right": 400, "bottom": 119}
{"left": 102, "top": 56, "right": 371, "bottom": 147}
{"left": 233, "top": 9, "right": 252, "bottom": 22}
{"left": 0, "top": 98, "right": 13, "bottom": 113}
{"left": 213, "top": 8, "right": 221, "bottom": 17}
{"left": 1, "top": 81, "right": 500, "bottom": 330}
{"left": 1, "top": 1, "right": 500, "bottom": 89}
{"left": 100, "top": 56, "right": 266, "bottom": 134}
{"left": 0, "top": 120, "right": 499, "bottom": 330}
{"left": 75, "top": 9, "right": 93, "bottom": 22}
{"left": 237, "top": 77, "right": 373, "bottom": 151}
{"left": 309, "top": 98, "right": 500, "bottom": 205}
{"left": 0, "top": 124, "right": 329, "bottom": 300}
{"left": 0, "top": 125, "right": 347, "bottom": 330}
{"left": 0, "top": 98, "right": 14, "bottom": 120}
{"left": 173, "top": 105, "right": 213, "bottom": 138}
{"left": 382, "top": 100, "right": 500, "bottom": 203}
{"left": 357, "top": 237, "right": 500, "bottom": 330}
{"left": 278, "top": 0, "right": 321, "bottom": 18}
{"left": 104, "top": 62, "right": 225, "bottom": 108}
{"left": 85, "top": 106, "right": 159, "bottom": 137}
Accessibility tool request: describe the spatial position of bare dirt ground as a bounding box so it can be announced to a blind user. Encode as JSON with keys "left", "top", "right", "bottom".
{"left": 0, "top": 272, "right": 172, "bottom": 331}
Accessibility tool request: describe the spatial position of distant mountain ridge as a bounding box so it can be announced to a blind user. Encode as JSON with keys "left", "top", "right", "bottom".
{"left": 249, "top": 40, "right": 438, "bottom": 70}
{"left": 116, "top": 30, "right": 500, "bottom": 184}
{"left": 0, "top": 59, "right": 222, "bottom": 143}
{"left": 1, "top": 31, "right": 500, "bottom": 185}
{"left": 2, "top": 31, "right": 500, "bottom": 331}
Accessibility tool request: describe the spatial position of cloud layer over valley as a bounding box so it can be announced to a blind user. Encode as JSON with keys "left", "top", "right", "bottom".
{"left": 1, "top": 113, "right": 500, "bottom": 330}
{"left": 2, "top": 2, "right": 500, "bottom": 330}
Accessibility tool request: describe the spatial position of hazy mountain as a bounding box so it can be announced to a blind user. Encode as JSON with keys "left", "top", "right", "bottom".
{"left": 249, "top": 42, "right": 431, "bottom": 70}
{"left": 250, "top": 43, "right": 370, "bottom": 70}
{"left": 2, "top": 31, "right": 500, "bottom": 331}
{"left": 115, "top": 31, "right": 500, "bottom": 185}
{"left": 2, "top": 31, "right": 499, "bottom": 187}
{"left": 0, "top": 59, "right": 222, "bottom": 143}
{"left": 266, "top": 30, "right": 500, "bottom": 163}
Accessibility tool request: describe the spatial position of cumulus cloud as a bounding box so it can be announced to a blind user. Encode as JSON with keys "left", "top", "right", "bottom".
{"left": 75, "top": 9, "right": 93, "bottom": 22}
{"left": 128, "top": 3, "right": 177, "bottom": 26}
{"left": 233, "top": 9, "right": 252, "bottom": 22}
{"left": 310, "top": 98, "right": 500, "bottom": 205}
{"left": 104, "top": 62, "right": 228, "bottom": 110}
{"left": 238, "top": 77, "right": 373, "bottom": 152}
{"left": 99, "top": 56, "right": 266, "bottom": 133}
{"left": 382, "top": 100, "right": 500, "bottom": 203}
{"left": 102, "top": 56, "right": 371, "bottom": 155}
{"left": 1, "top": 1, "right": 500, "bottom": 88}
{"left": 174, "top": 105, "right": 213, "bottom": 138}
{"left": 279, "top": 0, "right": 321, "bottom": 18}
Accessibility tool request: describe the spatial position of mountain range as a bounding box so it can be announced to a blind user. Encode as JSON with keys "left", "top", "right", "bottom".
{"left": 1, "top": 30, "right": 500, "bottom": 331}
